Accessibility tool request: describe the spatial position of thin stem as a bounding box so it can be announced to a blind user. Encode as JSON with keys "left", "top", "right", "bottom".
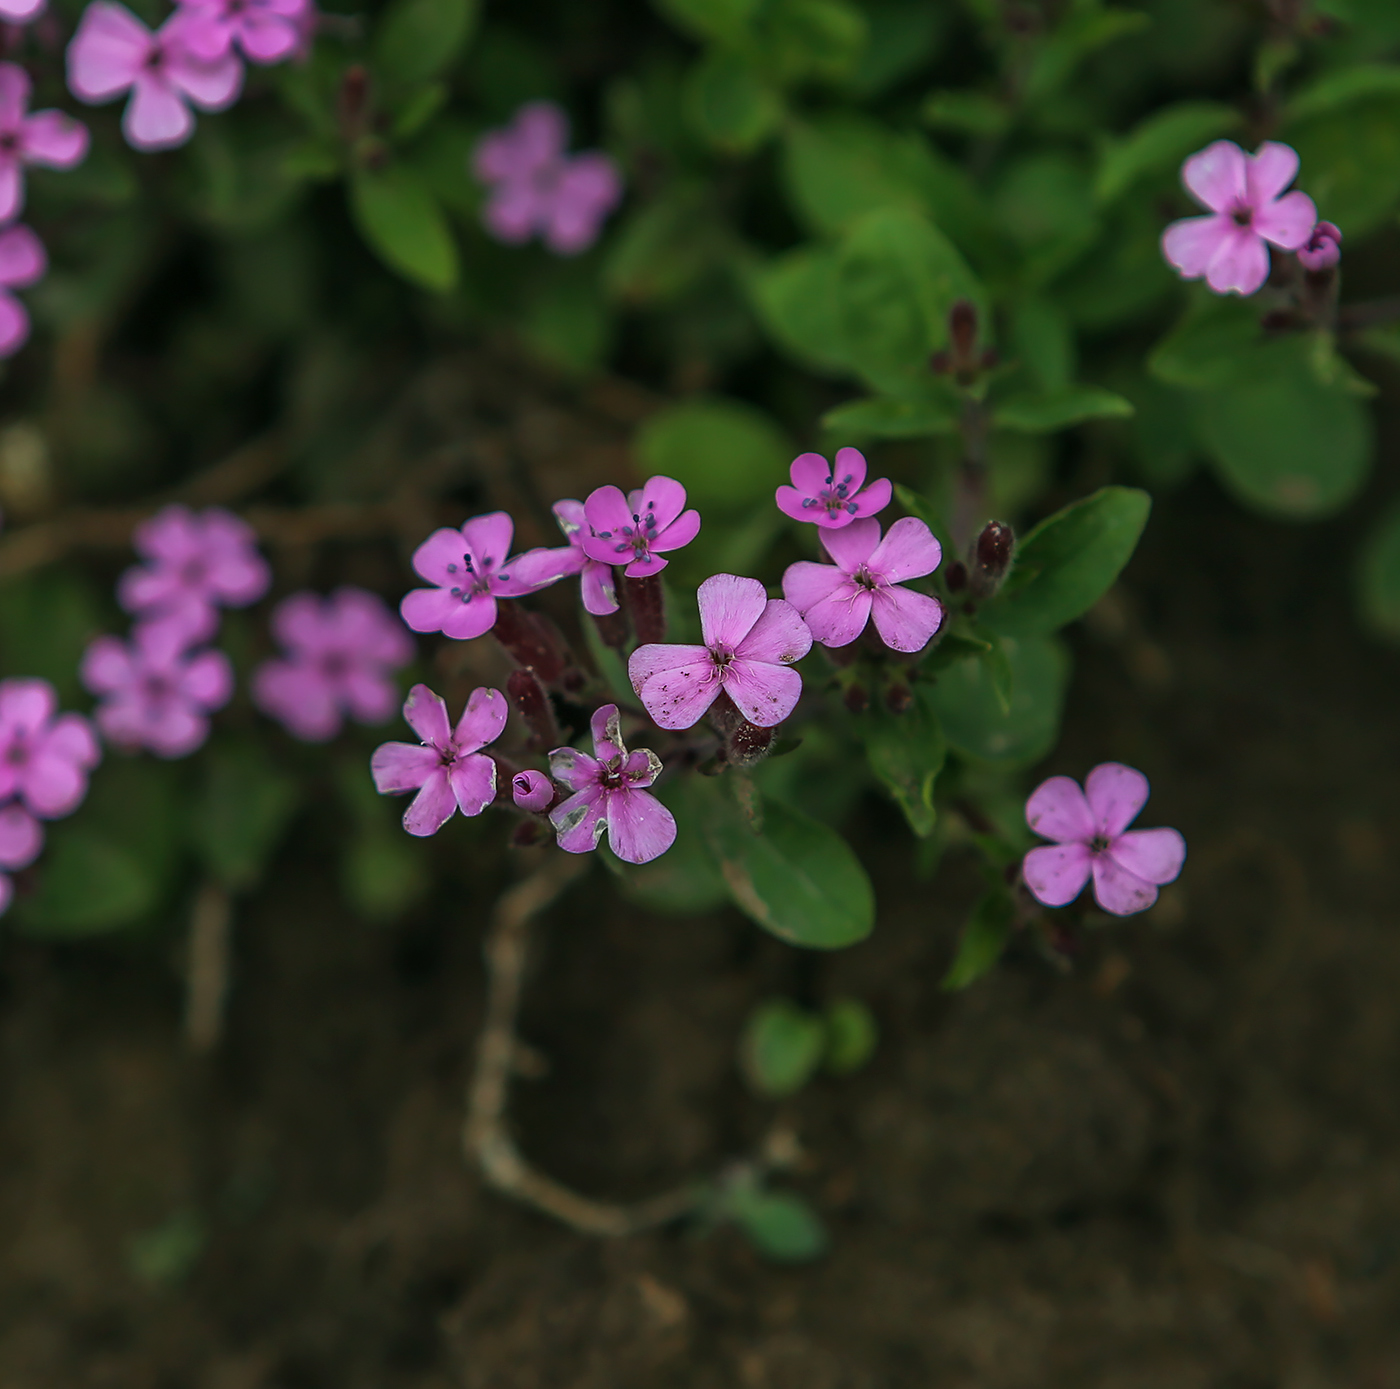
{"left": 185, "top": 881, "right": 234, "bottom": 1052}
{"left": 951, "top": 395, "right": 990, "bottom": 552}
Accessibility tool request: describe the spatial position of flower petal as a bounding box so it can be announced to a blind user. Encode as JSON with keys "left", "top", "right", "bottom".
{"left": 80, "top": 634, "right": 134, "bottom": 695}
{"left": 123, "top": 76, "right": 194, "bottom": 152}
{"left": 733, "top": 597, "right": 813, "bottom": 665}
{"left": 847, "top": 475, "right": 892, "bottom": 522}
{"left": 448, "top": 750, "right": 496, "bottom": 817}
{"left": 0, "top": 677, "right": 55, "bottom": 731}
{"left": 1245, "top": 140, "right": 1299, "bottom": 204}
{"left": 0, "top": 62, "right": 29, "bottom": 125}
{"left": 1252, "top": 188, "right": 1317, "bottom": 251}
{"left": 1090, "top": 854, "right": 1159, "bottom": 916}
{"left": 1161, "top": 213, "right": 1232, "bottom": 279}
{"left": 181, "top": 649, "right": 233, "bottom": 710}
{"left": 402, "top": 768, "right": 458, "bottom": 836}
{"left": 1205, "top": 226, "right": 1269, "bottom": 296}
{"left": 723, "top": 658, "right": 803, "bottom": 727}
{"left": 0, "top": 803, "right": 41, "bottom": 869}
{"left": 869, "top": 585, "right": 943, "bottom": 653}
{"left": 629, "top": 642, "right": 721, "bottom": 730}
{"left": 548, "top": 745, "right": 601, "bottom": 792}
{"left": 868, "top": 516, "right": 941, "bottom": 583}
{"left": 23, "top": 111, "right": 91, "bottom": 168}
{"left": 794, "top": 582, "right": 871, "bottom": 648}
{"left": 590, "top": 703, "right": 625, "bottom": 762}
{"left": 1084, "top": 762, "right": 1150, "bottom": 836}
{"left": 0, "top": 223, "right": 44, "bottom": 288}
{"left": 1025, "top": 774, "right": 1095, "bottom": 842}
{"left": 454, "top": 686, "right": 507, "bottom": 753}
{"left": 1023, "top": 842, "right": 1092, "bottom": 907}
{"left": 551, "top": 786, "right": 607, "bottom": 853}
{"left": 254, "top": 661, "right": 340, "bottom": 740}
{"left": 438, "top": 594, "right": 498, "bottom": 641}
{"left": 0, "top": 288, "right": 29, "bottom": 357}
{"left": 164, "top": 44, "right": 243, "bottom": 111}
{"left": 581, "top": 484, "right": 633, "bottom": 563}
{"left": 788, "top": 451, "right": 832, "bottom": 496}
{"left": 697, "top": 572, "right": 767, "bottom": 649}
{"left": 635, "top": 475, "right": 687, "bottom": 533}
{"left": 1107, "top": 827, "right": 1186, "bottom": 886}
{"left": 402, "top": 683, "right": 451, "bottom": 747}
{"left": 461, "top": 511, "right": 515, "bottom": 571}
{"left": 1181, "top": 139, "right": 1247, "bottom": 214}
{"left": 782, "top": 559, "right": 846, "bottom": 614}
{"left": 580, "top": 560, "right": 619, "bottom": 615}
{"left": 67, "top": 1, "right": 149, "bottom": 102}
{"left": 371, "top": 740, "right": 439, "bottom": 793}
{"left": 410, "top": 526, "right": 470, "bottom": 585}
{"left": 605, "top": 787, "right": 676, "bottom": 864}
{"left": 651, "top": 507, "right": 700, "bottom": 554}
{"left": 775, "top": 485, "right": 817, "bottom": 524}
{"left": 818, "top": 516, "right": 881, "bottom": 573}
{"left": 400, "top": 585, "right": 459, "bottom": 635}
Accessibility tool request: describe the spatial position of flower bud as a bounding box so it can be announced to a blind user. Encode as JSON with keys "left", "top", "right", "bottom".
{"left": 949, "top": 299, "right": 978, "bottom": 361}
{"left": 624, "top": 573, "right": 667, "bottom": 645}
{"left": 511, "top": 769, "right": 555, "bottom": 814}
{"left": 969, "top": 520, "right": 1014, "bottom": 600}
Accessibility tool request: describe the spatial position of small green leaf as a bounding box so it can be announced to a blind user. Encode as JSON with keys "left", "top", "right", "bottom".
{"left": 191, "top": 739, "right": 299, "bottom": 892}
{"left": 1285, "top": 62, "right": 1400, "bottom": 122}
{"left": 764, "top": 0, "right": 868, "bottom": 84}
{"left": 741, "top": 999, "right": 827, "bottom": 1096}
{"left": 993, "top": 386, "right": 1133, "bottom": 433}
{"left": 982, "top": 486, "right": 1151, "bottom": 637}
{"left": 605, "top": 184, "right": 725, "bottom": 306}
{"left": 1147, "top": 292, "right": 1266, "bottom": 390}
{"left": 746, "top": 245, "right": 849, "bottom": 375}
{"left": 635, "top": 398, "right": 791, "bottom": 510}
{"left": 857, "top": 686, "right": 945, "bottom": 836}
{"left": 823, "top": 998, "right": 877, "bottom": 1075}
{"left": 374, "top": 0, "right": 479, "bottom": 87}
{"left": 1094, "top": 101, "right": 1242, "bottom": 204}
{"left": 922, "top": 89, "right": 1011, "bottom": 137}
{"left": 821, "top": 393, "right": 959, "bottom": 440}
{"left": 729, "top": 1187, "right": 829, "bottom": 1262}
{"left": 941, "top": 888, "right": 1014, "bottom": 990}
{"left": 349, "top": 165, "right": 458, "bottom": 292}
{"left": 685, "top": 49, "right": 782, "bottom": 153}
{"left": 1358, "top": 501, "right": 1400, "bottom": 641}
{"left": 1021, "top": 8, "right": 1150, "bottom": 105}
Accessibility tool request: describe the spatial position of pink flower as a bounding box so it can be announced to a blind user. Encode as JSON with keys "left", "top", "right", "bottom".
{"left": 0, "top": 223, "right": 45, "bottom": 358}
{"left": 628, "top": 573, "right": 812, "bottom": 731}
{"left": 0, "top": 0, "right": 46, "bottom": 25}
{"left": 1161, "top": 140, "right": 1317, "bottom": 297}
{"left": 525, "top": 499, "right": 619, "bottom": 615}
{"left": 1023, "top": 763, "right": 1186, "bottom": 917}
{"left": 580, "top": 476, "right": 701, "bottom": 579}
{"left": 66, "top": 1, "right": 243, "bottom": 152}
{"left": 547, "top": 704, "right": 675, "bottom": 864}
{"left": 117, "top": 504, "right": 270, "bottom": 640}
{"left": 0, "top": 677, "right": 100, "bottom": 817}
{"left": 775, "top": 447, "right": 891, "bottom": 530}
{"left": 511, "top": 768, "right": 553, "bottom": 813}
{"left": 471, "top": 100, "right": 622, "bottom": 256}
{"left": 781, "top": 517, "right": 944, "bottom": 654}
{"left": 0, "top": 802, "right": 43, "bottom": 917}
{"left": 81, "top": 622, "right": 233, "bottom": 757}
{"left": 251, "top": 587, "right": 414, "bottom": 743}
{"left": 0, "top": 62, "right": 89, "bottom": 221}
{"left": 370, "top": 683, "right": 506, "bottom": 837}
{"left": 174, "top": 0, "right": 308, "bottom": 64}
{"left": 1297, "top": 219, "right": 1342, "bottom": 272}
{"left": 400, "top": 511, "right": 559, "bottom": 643}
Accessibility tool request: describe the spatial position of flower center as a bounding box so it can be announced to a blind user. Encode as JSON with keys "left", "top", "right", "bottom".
{"left": 320, "top": 652, "right": 350, "bottom": 680}
{"left": 853, "top": 564, "right": 881, "bottom": 592}
{"left": 180, "top": 558, "right": 206, "bottom": 585}
{"left": 144, "top": 46, "right": 166, "bottom": 71}
{"left": 1089, "top": 834, "right": 1109, "bottom": 853}
{"left": 445, "top": 551, "right": 506, "bottom": 603}
{"left": 803, "top": 471, "right": 859, "bottom": 517}
{"left": 0, "top": 132, "right": 18, "bottom": 154}
{"left": 1231, "top": 205, "right": 1252, "bottom": 227}
{"left": 142, "top": 673, "right": 173, "bottom": 702}
{"left": 597, "top": 501, "right": 661, "bottom": 561}
{"left": 4, "top": 739, "right": 28, "bottom": 767}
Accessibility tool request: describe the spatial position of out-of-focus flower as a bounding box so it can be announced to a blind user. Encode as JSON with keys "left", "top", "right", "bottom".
{"left": 174, "top": 0, "right": 308, "bottom": 64}
{"left": 0, "top": 802, "right": 43, "bottom": 916}
{"left": 629, "top": 573, "right": 812, "bottom": 731}
{"left": 580, "top": 476, "right": 701, "bottom": 579}
{"left": 0, "top": 0, "right": 47, "bottom": 26}
{"left": 782, "top": 517, "right": 944, "bottom": 654}
{"left": 1297, "top": 219, "right": 1342, "bottom": 272}
{"left": 0, "top": 676, "right": 100, "bottom": 816}
{"left": 775, "top": 448, "right": 892, "bottom": 530}
{"left": 67, "top": 1, "right": 243, "bottom": 152}
{"left": 1022, "top": 763, "right": 1186, "bottom": 916}
{"left": 0, "top": 63, "right": 88, "bottom": 221}
{"left": 252, "top": 587, "right": 413, "bottom": 742}
{"left": 0, "top": 223, "right": 45, "bottom": 357}
{"left": 471, "top": 100, "right": 622, "bottom": 255}
{"left": 547, "top": 703, "right": 675, "bottom": 864}
{"left": 370, "top": 683, "right": 506, "bottom": 836}
{"left": 1161, "top": 140, "right": 1317, "bottom": 296}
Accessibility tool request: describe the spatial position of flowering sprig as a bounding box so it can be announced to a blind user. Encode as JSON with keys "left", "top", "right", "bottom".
{"left": 775, "top": 448, "right": 891, "bottom": 529}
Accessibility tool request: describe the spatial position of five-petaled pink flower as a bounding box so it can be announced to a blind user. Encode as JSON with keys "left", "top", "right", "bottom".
{"left": 781, "top": 516, "right": 944, "bottom": 654}
{"left": 400, "top": 511, "right": 560, "bottom": 642}
{"left": 252, "top": 587, "right": 414, "bottom": 743}
{"left": 776, "top": 447, "right": 891, "bottom": 530}
{"left": 0, "top": 802, "right": 43, "bottom": 917}
{"left": 511, "top": 768, "right": 553, "bottom": 813}
{"left": 548, "top": 704, "right": 675, "bottom": 864}
{"left": 629, "top": 573, "right": 812, "bottom": 731}
{"left": 581, "top": 476, "right": 701, "bottom": 579}
{"left": 118, "top": 504, "right": 270, "bottom": 640}
{"left": 0, "top": 677, "right": 100, "bottom": 817}
{"left": 527, "top": 499, "right": 619, "bottom": 615}
{"left": 1161, "top": 140, "right": 1318, "bottom": 297}
{"left": 81, "top": 622, "right": 234, "bottom": 757}
{"left": 370, "top": 683, "right": 506, "bottom": 836}
{"left": 471, "top": 100, "right": 622, "bottom": 255}
{"left": 0, "top": 63, "right": 89, "bottom": 222}
{"left": 1022, "top": 763, "right": 1186, "bottom": 917}
{"left": 174, "top": 0, "right": 309, "bottom": 64}
{"left": 67, "top": 1, "right": 243, "bottom": 153}
{"left": 1297, "top": 219, "right": 1342, "bottom": 272}
{"left": 0, "top": 223, "right": 45, "bottom": 358}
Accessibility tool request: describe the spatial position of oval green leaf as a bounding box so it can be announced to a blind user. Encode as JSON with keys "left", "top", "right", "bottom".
{"left": 350, "top": 165, "right": 459, "bottom": 292}
{"left": 740, "top": 999, "right": 827, "bottom": 1097}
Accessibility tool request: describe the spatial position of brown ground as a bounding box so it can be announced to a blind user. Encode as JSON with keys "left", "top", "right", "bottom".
{"left": 3, "top": 472, "right": 1400, "bottom": 1388}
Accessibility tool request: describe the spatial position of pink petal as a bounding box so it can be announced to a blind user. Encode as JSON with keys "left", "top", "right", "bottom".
{"left": 789, "top": 451, "right": 833, "bottom": 496}
{"left": 402, "top": 682, "right": 450, "bottom": 748}
{"left": 0, "top": 287, "right": 27, "bottom": 356}
{"left": 622, "top": 551, "right": 668, "bottom": 578}
{"left": 511, "top": 769, "right": 553, "bottom": 813}
{"left": 460, "top": 511, "right": 515, "bottom": 571}
{"left": 589, "top": 703, "right": 625, "bottom": 762}
{"left": 548, "top": 745, "right": 602, "bottom": 793}
{"left": 0, "top": 62, "right": 29, "bottom": 126}
{"left": 410, "top": 526, "right": 468, "bottom": 585}
{"left": 270, "top": 591, "right": 327, "bottom": 655}
{"left": 177, "top": 11, "right": 233, "bottom": 62}
{"left": 580, "top": 485, "right": 634, "bottom": 563}
{"left": 580, "top": 561, "right": 618, "bottom": 615}
{"left": 142, "top": 704, "right": 209, "bottom": 759}
{"left": 723, "top": 659, "right": 803, "bottom": 727}
{"left": 403, "top": 767, "right": 457, "bottom": 836}
{"left": 0, "top": 224, "right": 45, "bottom": 288}
{"left": 1090, "top": 854, "right": 1159, "bottom": 916}
{"left": 453, "top": 686, "right": 507, "bottom": 753}
{"left": 551, "top": 787, "right": 607, "bottom": 854}
{"left": 652, "top": 507, "right": 701, "bottom": 554}
{"left": 819, "top": 516, "right": 881, "bottom": 573}
{"left": 253, "top": 660, "right": 340, "bottom": 741}
{"left": 21, "top": 751, "right": 86, "bottom": 817}
{"left": 552, "top": 498, "right": 587, "bottom": 541}
{"left": 180, "top": 649, "right": 233, "bottom": 709}
{"left": 133, "top": 505, "right": 199, "bottom": 562}
{"left": 1107, "top": 827, "right": 1186, "bottom": 886}
{"left": 1022, "top": 842, "right": 1092, "bottom": 907}
{"left": 0, "top": 161, "right": 22, "bottom": 229}
{"left": 605, "top": 787, "right": 676, "bottom": 864}
{"left": 0, "top": 803, "right": 41, "bottom": 870}
{"left": 235, "top": 11, "right": 298, "bottom": 61}
{"left": 1245, "top": 141, "right": 1299, "bottom": 205}
{"left": 869, "top": 585, "right": 943, "bottom": 653}
{"left": 67, "top": 2, "right": 150, "bottom": 102}
{"left": 1084, "top": 762, "right": 1149, "bottom": 837}
{"left": 733, "top": 597, "right": 813, "bottom": 666}
{"left": 635, "top": 475, "right": 687, "bottom": 533}
{"left": 448, "top": 750, "right": 496, "bottom": 817}
{"left": 339, "top": 668, "right": 399, "bottom": 726}
{"left": 80, "top": 634, "right": 135, "bottom": 695}
{"left": 44, "top": 713, "right": 100, "bottom": 770}
{"left": 1181, "top": 139, "right": 1246, "bottom": 214}
{"left": 543, "top": 155, "right": 620, "bottom": 254}
{"left": 509, "top": 544, "right": 585, "bottom": 588}
{"left": 0, "top": 677, "right": 55, "bottom": 730}
{"left": 776, "top": 485, "right": 817, "bottom": 525}
{"left": 0, "top": 0, "right": 44, "bottom": 20}
{"left": 792, "top": 580, "right": 871, "bottom": 648}
{"left": 832, "top": 445, "right": 869, "bottom": 492}
{"left": 509, "top": 101, "right": 569, "bottom": 173}
{"left": 492, "top": 554, "right": 558, "bottom": 598}
{"left": 868, "top": 516, "right": 941, "bottom": 583}
{"left": 123, "top": 76, "right": 193, "bottom": 151}
{"left": 482, "top": 181, "right": 545, "bottom": 244}
{"left": 697, "top": 573, "right": 767, "bottom": 650}
{"left": 846, "top": 475, "right": 891, "bottom": 522}
{"left": 370, "top": 740, "right": 438, "bottom": 793}
{"left": 1253, "top": 188, "right": 1317, "bottom": 251}
{"left": 629, "top": 642, "right": 721, "bottom": 731}
{"left": 1205, "top": 226, "right": 1269, "bottom": 296}
{"left": 435, "top": 591, "right": 499, "bottom": 641}
{"left": 164, "top": 45, "right": 242, "bottom": 111}
{"left": 22, "top": 111, "right": 90, "bottom": 168}
{"left": 1161, "top": 214, "right": 1232, "bottom": 280}
{"left": 620, "top": 748, "right": 659, "bottom": 788}
{"left": 1025, "top": 775, "right": 1095, "bottom": 842}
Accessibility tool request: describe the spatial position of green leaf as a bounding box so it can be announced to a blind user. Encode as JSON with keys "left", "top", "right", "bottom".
{"left": 940, "top": 888, "right": 1014, "bottom": 990}
{"left": 1147, "top": 293, "right": 1268, "bottom": 390}
{"left": 341, "top": 831, "right": 430, "bottom": 921}
{"left": 349, "top": 165, "right": 458, "bottom": 292}
{"left": 925, "top": 634, "right": 1069, "bottom": 765}
{"left": 764, "top": 0, "right": 868, "bottom": 84}
{"left": 0, "top": 568, "right": 103, "bottom": 705}
{"left": 1021, "top": 8, "right": 1150, "bottom": 105}
{"left": 635, "top": 397, "right": 791, "bottom": 510}
{"left": 746, "top": 245, "right": 849, "bottom": 375}
{"left": 374, "top": 0, "right": 479, "bottom": 87}
{"left": 823, "top": 998, "right": 877, "bottom": 1075}
{"left": 652, "top": 0, "right": 760, "bottom": 45}
{"left": 922, "top": 89, "right": 1011, "bottom": 138}
{"left": 190, "top": 740, "right": 299, "bottom": 892}
{"left": 1358, "top": 500, "right": 1400, "bottom": 641}
{"left": 729, "top": 1187, "right": 828, "bottom": 1262}
{"left": 1285, "top": 63, "right": 1400, "bottom": 122}
{"left": 993, "top": 386, "right": 1133, "bottom": 433}
{"left": 821, "top": 392, "right": 959, "bottom": 440}
{"left": 1094, "top": 101, "right": 1242, "bottom": 204}
{"left": 843, "top": 0, "right": 944, "bottom": 97}
{"left": 1286, "top": 95, "right": 1400, "bottom": 237}
{"left": 982, "top": 486, "right": 1151, "bottom": 636}
{"left": 857, "top": 686, "right": 945, "bottom": 836}
{"left": 740, "top": 999, "right": 827, "bottom": 1096}
{"left": 684, "top": 49, "right": 782, "bottom": 153}
{"left": 702, "top": 786, "right": 875, "bottom": 949}
{"left": 605, "top": 184, "right": 725, "bottom": 306}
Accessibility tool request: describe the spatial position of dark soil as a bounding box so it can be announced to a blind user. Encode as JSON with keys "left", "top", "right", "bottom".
{"left": 4, "top": 474, "right": 1400, "bottom": 1388}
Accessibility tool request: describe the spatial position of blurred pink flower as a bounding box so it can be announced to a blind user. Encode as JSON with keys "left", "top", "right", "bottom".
{"left": 0, "top": 676, "right": 100, "bottom": 817}
{"left": 1297, "top": 219, "right": 1342, "bottom": 272}
{"left": 370, "top": 683, "right": 506, "bottom": 837}
{"left": 1023, "top": 763, "right": 1186, "bottom": 916}
{"left": 0, "top": 62, "right": 88, "bottom": 221}
{"left": 174, "top": 0, "right": 308, "bottom": 64}
{"left": 0, "top": 222, "right": 45, "bottom": 358}
{"left": 0, "top": 801, "right": 42, "bottom": 915}
{"left": 252, "top": 587, "right": 414, "bottom": 742}
{"left": 471, "top": 100, "right": 622, "bottom": 255}
{"left": 0, "top": 0, "right": 46, "bottom": 25}
{"left": 629, "top": 573, "right": 812, "bottom": 731}
{"left": 1161, "top": 140, "right": 1317, "bottom": 296}
{"left": 581, "top": 476, "right": 700, "bottom": 579}
{"left": 775, "top": 447, "right": 891, "bottom": 530}
{"left": 67, "top": 1, "right": 243, "bottom": 152}
{"left": 81, "top": 622, "right": 233, "bottom": 757}
{"left": 781, "top": 516, "right": 944, "bottom": 654}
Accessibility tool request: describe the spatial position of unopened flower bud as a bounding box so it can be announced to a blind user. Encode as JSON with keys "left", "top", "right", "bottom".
{"left": 969, "top": 520, "right": 1014, "bottom": 600}
{"left": 949, "top": 299, "right": 978, "bottom": 361}
{"left": 1297, "top": 220, "right": 1342, "bottom": 273}
{"left": 511, "top": 768, "right": 554, "bottom": 814}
